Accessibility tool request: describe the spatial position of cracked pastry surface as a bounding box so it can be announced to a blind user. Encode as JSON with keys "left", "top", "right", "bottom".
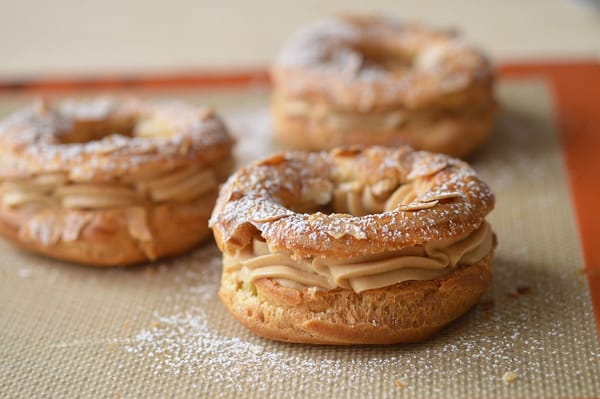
{"left": 0, "top": 97, "right": 234, "bottom": 266}
{"left": 271, "top": 15, "right": 497, "bottom": 157}
{"left": 210, "top": 146, "right": 496, "bottom": 345}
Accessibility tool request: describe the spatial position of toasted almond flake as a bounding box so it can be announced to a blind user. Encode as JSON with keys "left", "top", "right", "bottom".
{"left": 407, "top": 157, "right": 448, "bottom": 180}
{"left": 62, "top": 213, "right": 93, "bottom": 242}
{"left": 302, "top": 178, "right": 333, "bottom": 205}
{"left": 126, "top": 207, "right": 153, "bottom": 242}
{"left": 21, "top": 214, "right": 62, "bottom": 246}
{"left": 251, "top": 214, "right": 289, "bottom": 223}
{"left": 423, "top": 191, "right": 462, "bottom": 201}
{"left": 249, "top": 205, "right": 292, "bottom": 223}
{"left": 370, "top": 178, "right": 396, "bottom": 197}
{"left": 397, "top": 200, "right": 439, "bottom": 211}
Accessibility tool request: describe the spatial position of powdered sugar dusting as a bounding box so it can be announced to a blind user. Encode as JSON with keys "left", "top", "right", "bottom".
{"left": 276, "top": 17, "right": 361, "bottom": 71}
{"left": 210, "top": 140, "right": 492, "bottom": 258}
{"left": 119, "top": 93, "right": 600, "bottom": 397}
{"left": 272, "top": 15, "right": 492, "bottom": 111}
{"left": 0, "top": 97, "right": 233, "bottom": 180}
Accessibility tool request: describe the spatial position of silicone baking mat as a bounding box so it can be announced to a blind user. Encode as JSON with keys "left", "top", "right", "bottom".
{"left": 0, "top": 66, "right": 599, "bottom": 398}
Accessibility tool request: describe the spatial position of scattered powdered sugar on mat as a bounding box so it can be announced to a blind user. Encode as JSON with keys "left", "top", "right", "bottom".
{"left": 121, "top": 95, "right": 599, "bottom": 398}
{"left": 123, "top": 240, "right": 598, "bottom": 397}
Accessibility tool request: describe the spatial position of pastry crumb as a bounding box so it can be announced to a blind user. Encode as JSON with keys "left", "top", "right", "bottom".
{"left": 395, "top": 379, "right": 408, "bottom": 389}
{"left": 502, "top": 371, "right": 520, "bottom": 384}
{"left": 516, "top": 286, "right": 532, "bottom": 295}
{"left": 507, "top": 286, "right": 533, "bottom": 298}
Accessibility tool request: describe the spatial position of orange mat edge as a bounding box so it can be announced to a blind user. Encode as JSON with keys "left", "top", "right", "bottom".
{"left": 0, "top": 69, "right": 270, "bottom": 92}
{"left": 500, "top": 62, "right": 600, "bottom": 337}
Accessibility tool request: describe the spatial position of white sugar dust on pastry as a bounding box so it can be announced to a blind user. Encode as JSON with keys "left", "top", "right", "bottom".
{"left": 271, "top": 15, "right": 497, "bottom": 158}
{"left": 210, "top": 145, "right": 496, "bottom": 345}
{"left": 0, "top": 96, "right": 234, "bottom": 266}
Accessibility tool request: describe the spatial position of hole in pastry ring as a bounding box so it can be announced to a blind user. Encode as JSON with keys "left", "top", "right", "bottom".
{"left": 270, "top": 15, "right": 497, "bottom": 156}
{"left": 0, "top": 97, "right": 234, "bottom": 266}
{"left": 210, "top": 146, "right": 494, "bottom": 260}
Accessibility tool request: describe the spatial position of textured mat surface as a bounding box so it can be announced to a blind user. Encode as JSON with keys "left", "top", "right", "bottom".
{"left": 0, "top": 81, "right": 598, "bottom": 398}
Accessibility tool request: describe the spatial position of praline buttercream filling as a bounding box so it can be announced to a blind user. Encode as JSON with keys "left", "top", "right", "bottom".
{"left": 223, "top": 221, "right": 493, "bottom": 293}
{"left": 0, "top": 158, "right": 234, "bottom": 210}
{"left": 280, "top": 99, "right": 494, "bottom": 132}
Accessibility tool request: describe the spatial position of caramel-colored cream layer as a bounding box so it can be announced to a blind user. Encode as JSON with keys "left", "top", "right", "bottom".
{"left": 0, "top": 159, "right": 231, "bottom": 210}
{"left": 280, "top": 99, "right": 493, "bottom": 132}
{"left": 223, "top": 222, "right": 493, "bottom": 293}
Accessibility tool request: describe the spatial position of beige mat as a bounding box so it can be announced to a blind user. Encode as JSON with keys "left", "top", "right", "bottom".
{"left": 0, "top": 81, "right": 598, "bottom": 398}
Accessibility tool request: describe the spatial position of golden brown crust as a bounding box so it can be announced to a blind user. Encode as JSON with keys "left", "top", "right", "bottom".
{"left": 0, "top": 197, "right": 215, "bottom": 266}
{"left": 210, "top": 146, "right": 494, "bottom": 259}
{"left": 270, "top": 15, "right": 496, "bottom": 156}
{"left": 211, "top": 145, "right": 496, "bottom": 344}
{"left": 0, "top": 97, "right": 234, "bottom": 266}
{"left": 219, "top": 244, "right": 495, "bottom": 345}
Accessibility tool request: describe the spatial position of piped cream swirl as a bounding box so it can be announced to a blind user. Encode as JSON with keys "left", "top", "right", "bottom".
{"left": 224, "top": 222, "right": 493, "bottom": 293}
